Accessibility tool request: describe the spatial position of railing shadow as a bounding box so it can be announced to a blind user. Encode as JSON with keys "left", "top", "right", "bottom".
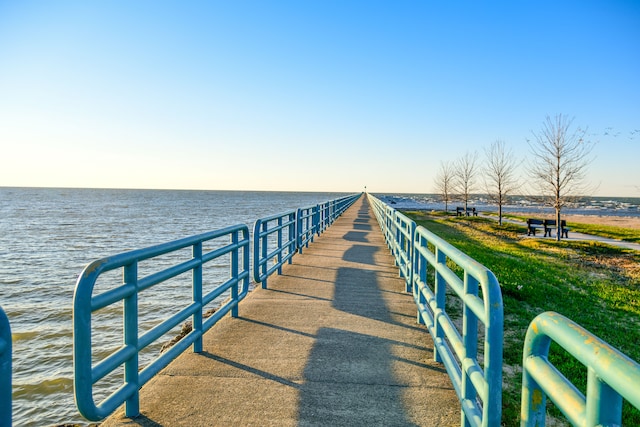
{"left": 342, "top": 230, "right": 369, "bottom": 242}
{"left": 343, "top": 244, "right": 378, "bottom": 265}
{"left": 297, "top": 327, "right": 419, "bottom": 426}
{"left": 296, "top": 261, "right": 420, "bottom": 425}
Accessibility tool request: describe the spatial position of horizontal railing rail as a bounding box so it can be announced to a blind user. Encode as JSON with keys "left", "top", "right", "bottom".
{"left": 73, "top": 224, "right": 250, "bottom": 421}
{"left": 253, "top": 210, "right": 297, "bottom": 287}
{"left": 1, "top": 305, "right": 11, "bottom": 427}
{"left": 521, "top": 311, "right": 640, "bottom": 426}
{"left": 367, "top": 193, "right": 503, "bottom": 427}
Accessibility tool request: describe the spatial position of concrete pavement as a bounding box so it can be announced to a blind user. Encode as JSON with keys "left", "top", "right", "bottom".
{"left": 100, "top": 196, "right": 460, "bottom": 427}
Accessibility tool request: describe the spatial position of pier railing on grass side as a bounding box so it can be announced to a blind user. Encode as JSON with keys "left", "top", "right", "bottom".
{"left": 73, "top": 193, "right": 360, "bottom": 422}
{"left": 368, "top": 193, "right": 503, "bottom": 427}
{"left": 0, "top": 305, "right": 11, "bottom": 427}
{"left": 371, "top": 193, "right": 640, "bottom": 427}
{"left": 413, "top": 225, "right": 503, "bottom": 426}
{"left": 521, "top": 311, "right": 640, "bottom": 426}
{"left": 393, "top": 211, "right": 415, "bottom": 293}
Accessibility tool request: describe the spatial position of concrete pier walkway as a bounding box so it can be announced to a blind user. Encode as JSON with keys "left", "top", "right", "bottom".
{"left": 101, "top": 196, "right": 459, "bottom": 427}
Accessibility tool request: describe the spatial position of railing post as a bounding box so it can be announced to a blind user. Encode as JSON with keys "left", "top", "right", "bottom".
{"left": 461, "top": 272, "right": 478, "bottom": 427}
{"left": 407, "top": 221, "right": 415, "bottom": 293}
{"left": 433, "top": 247, "right": 446, "bottom": 363}
{"left": 415, "top": 234, "right": 427, "bottom": 326}
{"left": 277, "top": 217, "right": 283, "bottom": 274}
{"left": 261, "top": 221, "right": 268, "bottom": 288}
{"left": 193, "top": 242, "right": 203, "bottom": 353}
{"left": 297, "top": 208, "right": 303, "bottom": 254}
{"left": 521, "top": 315, "right": 552, "bottom": 427}
{"left": 586, "top": 367, "right": 622, "bottom": 425}
{"left": 231, "top": 230, "right": 239, "bottom": 317}
{"left": 289, "top": 212, "right": 296, "bottom": 263}
{"left": 314, "top": 204, "right": 320, "bottom": 236}
{"left": 123, "top": 262, "right": 140, "bottom": 418}
{"left": 0, "top": 306, "right": 11, "bottom": 427}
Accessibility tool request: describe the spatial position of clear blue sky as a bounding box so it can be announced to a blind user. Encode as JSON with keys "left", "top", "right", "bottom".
{"left": 1, "top": 1, "right": 638, "bottom": 196}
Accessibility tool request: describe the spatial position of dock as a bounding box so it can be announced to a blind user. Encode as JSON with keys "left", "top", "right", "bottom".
{"left": 101, "top": 196, "right": 460, "bottom": 426}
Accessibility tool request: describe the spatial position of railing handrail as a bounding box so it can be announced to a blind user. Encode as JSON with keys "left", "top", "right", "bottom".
{"left": 0, "top": 305, "right": 11, "bottom": 427}
{"left": 521, "top": 311, "right": 640, "bottom": 426}
{"left": 367, "top": 193, "right": 504, "bottom": 427}
{"left": 73, "top": 224, "right": 250, "bottom": 421}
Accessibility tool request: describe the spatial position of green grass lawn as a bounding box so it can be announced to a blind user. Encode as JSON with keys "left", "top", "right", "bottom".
{"left": 404, "top": 211, "right": 640, "bottom": 426}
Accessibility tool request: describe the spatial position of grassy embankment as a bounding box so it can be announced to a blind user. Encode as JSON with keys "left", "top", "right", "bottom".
{"left": 403, "top": 211, "right": 640, "bottom": 426}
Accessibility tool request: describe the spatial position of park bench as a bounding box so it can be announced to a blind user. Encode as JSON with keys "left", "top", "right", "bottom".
{"left": 526, "top": 219, "right": 544, "bottom": 236}
{"left": 544, "top": 219, "right": 570, "bottom": 238}
{"left": 456, "top": 207, "right": 478, "bottom": 217}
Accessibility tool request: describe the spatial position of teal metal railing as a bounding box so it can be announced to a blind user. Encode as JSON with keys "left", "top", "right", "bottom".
{"left": 74, "top": 193, "right": 360, "bottom": 421}
{"left": 253, "top": 210, "right": 297, "bottom": 288}
{"left": 253, "top": 194, "right": 361, "bottom": 287}
{"left": 369, "top": 193, "right": 503, "bottom": 427}
{"left": 413, "top": 225, "right": 503, "bottom": 427}
{"left": 521, "top": 311, "right": 640, "bottom": 426}
{"left": 0, "top": 305, "right": 11, "bottom": 427}
{"left": 73, "top": 225, "right": 250, "bottom": 421}
{"left": 317, "top": 195, "right": 360, "bottom": 233}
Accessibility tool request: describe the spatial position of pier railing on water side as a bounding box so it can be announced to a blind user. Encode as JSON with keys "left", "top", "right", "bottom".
{"left": 1, "top": 305, "right": 11, "bottom": 427}
{"left": 72, "top": 193, "right": 360, "bottom": 422}
{"left": 252, "top": 210, "right": 297, "bottom": 288}
{"left": 369, "top": 194, "right": 503, "bottom": 427}
{"left": 252, "top": 194, "right": 361, "bottom": 288}
{"left": 370, "top": 193, "right": 640, "bottom": 426}
{"left": 73, "top": 225, "right": 251, "bottom": 421}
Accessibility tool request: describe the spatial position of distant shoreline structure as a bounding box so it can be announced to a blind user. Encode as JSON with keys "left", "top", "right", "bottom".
{"left": 377, "top": 193, "right": 640, "bottom": 218}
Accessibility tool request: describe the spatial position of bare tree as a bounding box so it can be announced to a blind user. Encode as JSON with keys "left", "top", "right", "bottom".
{"left": 434, "top": 160, "right": 455, "bottom": 214}
{"left": 528, "top": 114, "right": 595, "bottom": 241}
{"left": 484, "top": 140, "right": 521, "bottom": 225}
{"left": 454, "top": 151, "right": 479, "bottom": 215}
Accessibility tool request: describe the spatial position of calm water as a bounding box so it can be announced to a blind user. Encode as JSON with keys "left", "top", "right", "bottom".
{"left": 0, "top": 188, "right": 349, "bottom": 426}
